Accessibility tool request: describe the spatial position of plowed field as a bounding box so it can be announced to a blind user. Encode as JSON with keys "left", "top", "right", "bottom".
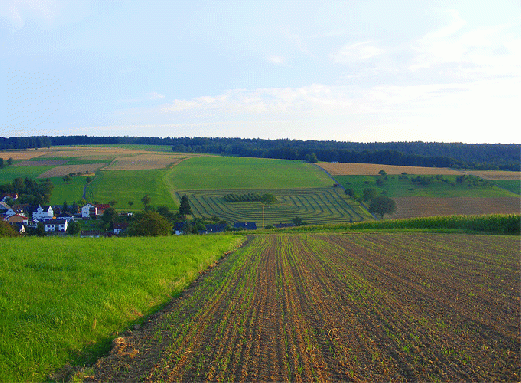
{"left": 89, "top": 233, "right": 519, "bottom": 382}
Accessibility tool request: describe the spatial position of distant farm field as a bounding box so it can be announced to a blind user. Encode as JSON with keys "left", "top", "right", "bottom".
{"left": 92, "top": 233, "right": 520, "bottom": 382}
{"left": 389, "top": 197, "right": 521, "bottom": 219}
{"left": 335, "top": 175, "right": 517, "bottom": 199}
{"left": 165, "top": 156, "right": 333, "bottom": 191}
{"left": 178, "top": 187, "right": 370, "bottom": 226}
{"left": 86, "top": 170, "right": 175, "bottom": 209}
{"left": 318, "top": 162, "right": 465, "bottom": 176}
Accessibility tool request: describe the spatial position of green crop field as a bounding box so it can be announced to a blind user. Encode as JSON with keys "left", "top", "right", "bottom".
{"left": 336, "top": 174, "right": 518, "bottom": 198}
{"left": 86, "top": 169, "right": 176, "bottom": 210}
{"left": 0, "top": 235, "right": 243, "bottom": 382}
{"left": 178, "top": 187, "right": 371, "bottom": 226}
{"left": 165, "top": 156, "right": 333, "bottom": 191}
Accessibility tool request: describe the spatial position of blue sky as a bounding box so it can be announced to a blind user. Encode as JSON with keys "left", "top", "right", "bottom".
{"left": 1, "top": 0, "right": 520, "bottom": 143}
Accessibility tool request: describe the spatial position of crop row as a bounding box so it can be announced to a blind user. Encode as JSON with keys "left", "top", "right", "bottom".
{"left": 91, "top": 233, "right": 520, "bottom": 381}
{"left": 176, "top": 187, "right": 369, "bottom": 226}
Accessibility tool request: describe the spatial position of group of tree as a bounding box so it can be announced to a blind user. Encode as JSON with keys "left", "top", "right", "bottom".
{"left": 1, "top": 136, "right": 518, "bottom": 171}
{"left": 0, "top": 157, "right": 14, "bottom": 169}
{"left": 0, "top": 177, "right": 53, "bottom": 205}
{"left": 223, "top": 192, "right": 277, "bottom": 204}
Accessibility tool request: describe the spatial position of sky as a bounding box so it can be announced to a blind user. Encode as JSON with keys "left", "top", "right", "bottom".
{"left": 1, "top": 0, "right": 520, "bottom": 144}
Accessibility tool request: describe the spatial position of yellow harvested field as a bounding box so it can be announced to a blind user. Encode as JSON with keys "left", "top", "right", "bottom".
{"left": 37, "top": 164, "right": 107, "bottom": 178}
{"left": 105, "top": 154, "right": 188, "bottom": 170}
{"left": 318, "top": 162, "right": 465, "bottom": 176}
{"left": 43, "top": 146, "right": 151, "bottom": 158}
{"left": 465, "top": 170, "right": 520, "bottom": 181}
{"left": 0, "top": 149, "right": 52, "bottom": 160}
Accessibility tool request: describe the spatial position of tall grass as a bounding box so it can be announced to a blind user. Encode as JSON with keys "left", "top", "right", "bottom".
{"left": 0, "top": 235, "right": 243, "bottom": 381}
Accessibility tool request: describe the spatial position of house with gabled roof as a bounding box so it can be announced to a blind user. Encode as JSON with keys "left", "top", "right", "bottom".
{"left": 44, "top": 219, "right": 68, "bottom": 233}
{"left": 32, "top": 205, "right": 54, "bottom": 221}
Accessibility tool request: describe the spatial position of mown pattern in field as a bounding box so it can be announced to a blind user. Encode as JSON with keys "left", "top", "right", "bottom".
{"left": 92, "top": 233, "right": 520, "bottom": 382}
{"left": 176, "top": 187, "right": 369, "bottom": 225}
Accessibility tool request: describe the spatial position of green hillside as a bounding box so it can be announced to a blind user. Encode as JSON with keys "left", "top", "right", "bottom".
{"left": 165, "top": 156, "right": 333, "bottom": 191}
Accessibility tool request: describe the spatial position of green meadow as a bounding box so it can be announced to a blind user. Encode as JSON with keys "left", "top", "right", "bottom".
{"left": 49, "top": 176, "right": 89, "bottom": 205}
{"left": 336, "top": 175, "right": 518, "bottom": 198}
{"left": 165, "top": 156, "right": 333, "bottom": 191}
{"left": 86, "top": 170, "right": 176, "bottom": 210}
{"left": 0, "top": 235, "right": 243, "bottom": 382}
{"left": 0, "top": 166, "right": 54, "bottom": 184}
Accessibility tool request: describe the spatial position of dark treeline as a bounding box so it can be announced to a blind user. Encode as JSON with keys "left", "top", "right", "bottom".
{"left": 0, "top": 136, "right": 519, "bottom": 170}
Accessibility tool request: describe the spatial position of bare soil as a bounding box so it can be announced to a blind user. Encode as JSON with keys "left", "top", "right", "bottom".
{"left": 83, "top": 233, "right": 520, "bottom": 382}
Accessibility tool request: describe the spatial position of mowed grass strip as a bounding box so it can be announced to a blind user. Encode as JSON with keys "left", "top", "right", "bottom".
{"left": 166, "top": 156, "right": 333, "bottom": 190}
{"left": 0, "top": 235, "right": 244, "bottom": 382}
{"left": 86, "top": 170, "right": 175, "bottom": 209}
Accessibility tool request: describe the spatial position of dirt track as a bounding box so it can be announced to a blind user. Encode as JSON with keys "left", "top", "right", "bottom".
{"left": 87, "top": 233, "right": 520, "bottom": 382}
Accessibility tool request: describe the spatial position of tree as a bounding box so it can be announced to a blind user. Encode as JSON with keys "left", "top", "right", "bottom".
{"left": 261, "top": 193, "right": 277, "bottom": 204}
{"left": 368, "top": 196, "right": 396, "bottom": 219}
{"left": 101, "top": 207, "right": 118, "bottom": 227}
{"left": 178, "top": 195, "right": 192, "bottom": 217}
{"left": 63, "top": 175, "right": 72, "bottom": 183}
{"left": 128, "top": 201, "right": 134, "bottom": 209}
{"left": 67, "top": 220, "right": 82, "bottom": 235}
{"left": 362, "top": 188, "right": 379, "bottom": 202}
{"left": 128, "top": 211, "right": 171, "bottom": 236}
{"left": 141, "top": 194, "right": 151, "bottom": 210}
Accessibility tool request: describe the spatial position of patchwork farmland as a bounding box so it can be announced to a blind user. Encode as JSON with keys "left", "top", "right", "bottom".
{"left": 177, "top": 187, "right": 370, "bottom": 226}
{"left": 92, "top": 233, "right": 520, "bottom": 382}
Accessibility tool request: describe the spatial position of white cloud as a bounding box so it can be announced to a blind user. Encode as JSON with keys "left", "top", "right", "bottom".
{"left": 148, "top": 92, "right": 165, "bottom": 100}
{"left": 409, "top": 9, "right": 521, "bottom": 79}
{"left": 267, "top": 55, "right": 285, "bottom": 65}
{"left": 331, "top": 41, "right": 384, "bottom": 63}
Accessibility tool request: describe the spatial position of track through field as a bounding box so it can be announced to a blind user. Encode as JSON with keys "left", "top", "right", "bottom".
{"left": 90, "top": 233, "right": 520, "bottom": 382}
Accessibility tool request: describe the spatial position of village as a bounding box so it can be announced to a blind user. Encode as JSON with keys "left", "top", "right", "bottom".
{"left": 0, "top": 192, "right": 265, "bottom": 237}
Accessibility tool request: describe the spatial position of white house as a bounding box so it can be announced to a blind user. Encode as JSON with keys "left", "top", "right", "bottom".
{"left": 44, "top": 219, "right": 68, "bottom": 232}
{"left": 81, "top": 204, "right": 96, "bottom": 218}
{"left": 32, "top": 205, "right": 54, "bottom": 221}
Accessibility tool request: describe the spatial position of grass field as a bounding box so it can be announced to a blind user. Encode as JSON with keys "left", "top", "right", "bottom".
{"left": 0, "top": 165, "right": 54, "bottom": 184}
{"left": 91, "top": 233, "right": 520, "bottom": 382}
{"left": 49, "top": 176, "right": 89, "bottom": 205}
{"left": 178, "top": 187, "right": 371, "bottom": 226}
{"left": 336, "top": 175, "right": 518, "bottom": 198}
{"left": 0, "top": 235, "right": 244, "bottom": 382}
{"left": 86, "top": 170, "right": 176, "bottom": 210}
{"left": 165, "top": 156, "right": 333, "bottom": 191}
